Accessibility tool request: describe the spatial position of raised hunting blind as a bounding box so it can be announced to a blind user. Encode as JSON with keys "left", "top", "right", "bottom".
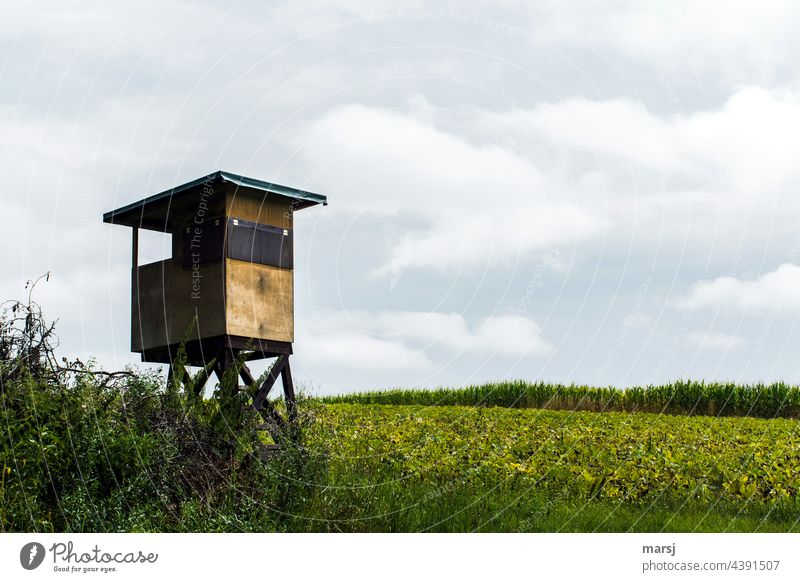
{"left": 103, "top": 170, "right": 326, "bottom": 428}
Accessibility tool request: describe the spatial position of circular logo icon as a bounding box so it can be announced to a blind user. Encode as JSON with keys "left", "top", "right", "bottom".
{"left": 20, "top": 542, "right": 46, "bottom": 570}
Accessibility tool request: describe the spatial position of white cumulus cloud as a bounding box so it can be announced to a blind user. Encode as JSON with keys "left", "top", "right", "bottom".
{"left": 530, "top": 0, "right": 800, "bottom": 80}
{"left": 298, "top": 103, "right": 606, "bottom": 279}
{"left": 297, "top": 309, "right": 552, "bottom": 373}
{"left": 300, "top": 330, "right": 433, "bottom": 371}
{"left": 485, "top": 86, "right": 800, "bottom": 197}
{"left": 679, "top": 263, "right": 800, "bottom": 312}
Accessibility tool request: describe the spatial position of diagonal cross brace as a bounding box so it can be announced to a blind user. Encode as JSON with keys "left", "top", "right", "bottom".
{"left": 251, "top": 354, "right": 288, "bottom": 411}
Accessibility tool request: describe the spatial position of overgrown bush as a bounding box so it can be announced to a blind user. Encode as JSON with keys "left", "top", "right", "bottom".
{"left": 0, "top": 278, "right": 326, "bottom": 532}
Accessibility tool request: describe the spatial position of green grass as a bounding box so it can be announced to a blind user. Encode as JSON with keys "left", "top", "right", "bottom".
{"left": 4, "top": 364, "right": 800, "bottom": 532}
{"left": 322, "top": 379, "right": 800, "bottom": 419}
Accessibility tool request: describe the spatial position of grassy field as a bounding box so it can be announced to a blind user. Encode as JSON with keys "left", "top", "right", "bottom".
{"left": 293, "top": 402, "right": 800, "bottom": 532}
{"left": 322, "top": 379, "right": 800, "bottom": 419}
{"left": 4, "top": 368, "right": 800, "bottom": 532}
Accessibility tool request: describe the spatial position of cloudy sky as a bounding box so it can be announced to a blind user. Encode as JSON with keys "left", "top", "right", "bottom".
{"left": 3, "top": 1, "right": 800, "bottom": 393}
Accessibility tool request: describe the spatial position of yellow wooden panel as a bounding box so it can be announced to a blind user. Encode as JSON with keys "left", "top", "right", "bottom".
{"left": 226, "top": 186, "right": 293, "bottom": 229}
{"left": 224, "top": 258, "right": 293, "bottom": 343}
{"left": 132, "top": 258, "right": 226, "bottom": 352}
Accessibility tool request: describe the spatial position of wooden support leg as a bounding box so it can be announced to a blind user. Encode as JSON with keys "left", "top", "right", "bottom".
{"left": 239, "top": 361, "right": 256, "bottom": 387}
{"left": 257, "top": 401, "right": 287, "bottom": 437}
{"left": 212, "top": 361, "right": 224, "bottom": 385}
{"left": 167, "top": 362, "right": 190, "bottom": 390}
{"left": 212, "top": 350, "right": 238, "bottom": 396}
{"left": 247, "top": 355, "right": 294, "bottom": 442}
{"left": 281, "top": 356, "right": 297, "bottom": 422}
{"left": 170, "top": 347, "right": 299, "bottom": 443}
{"left": 225, "top": 350, "right": 238, "bottom": 395}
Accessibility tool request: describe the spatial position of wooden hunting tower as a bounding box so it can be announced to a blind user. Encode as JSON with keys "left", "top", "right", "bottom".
{"left": 103, "top": 170, "right": 326, "bottom": 427}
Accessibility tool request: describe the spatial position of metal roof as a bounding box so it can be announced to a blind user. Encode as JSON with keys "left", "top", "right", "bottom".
{"left": 103, "top": 170, "right": 327, "bottom": 229}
